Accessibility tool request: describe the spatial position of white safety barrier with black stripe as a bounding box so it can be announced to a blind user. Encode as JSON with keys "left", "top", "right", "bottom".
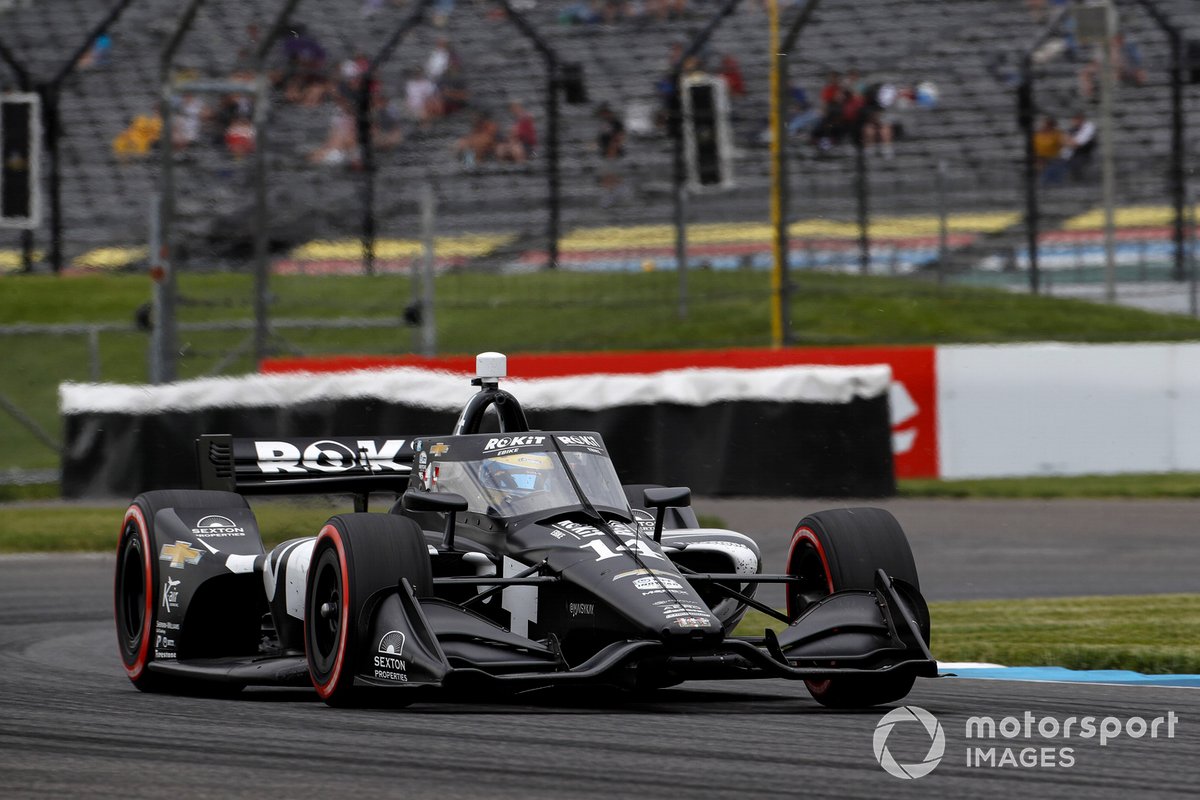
{"left": 59, "top": 364, "right": 895, "bottom": 498}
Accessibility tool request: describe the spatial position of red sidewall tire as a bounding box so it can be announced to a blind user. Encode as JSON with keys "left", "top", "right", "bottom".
{"left": 784, "top": 508, "right": 922, "bottom": 708}
{"left": 115, "top": 504, "right": 156, "bottom": 686}
{"left": 307, "top": 525, "right": 352, "bottom": 702}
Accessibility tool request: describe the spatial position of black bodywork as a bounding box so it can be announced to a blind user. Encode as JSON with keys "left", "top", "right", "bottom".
{"left": 119, "top": 375, "right": 936, "bottom": 702}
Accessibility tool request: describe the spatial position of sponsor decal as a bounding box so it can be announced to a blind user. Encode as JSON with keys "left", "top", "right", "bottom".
{"left": 631, "top": 508, "right": 655, "bottom": 534}
{"left": 483, "top": 435, "right": 546, "bottom": 453}
{"left": 556, "top": 434, "right": 603, "bottom": 450}
{"left": 372, "top": 630, "right": 409, "bottom": 682}
{"left": 155, "top": 620, "right": 180, "bottom": 631}
{"left": 191, "top": 515, "right": 246, "bottom": 537}
{"left": 162, "top": 576, "right": 181, "bottom": 613}
{"left": 155, "top": 629, "right": 177, "bottom": 656}
{"left": 611, "top": 567, "right": 677, "bottom": 582}
{"left": 673, "top": 617, "right": 710, "bottom": 628}
{"left": 254, "top": 439, "right": 407, "bottom": 474}
{"left": 429, "top": 443, "right": 450, "bottom": 456}
{"left": 568, "top": 602, "right": 594, "bottom": 618}
{"left": 634, "top": 576, "right": 683, "bottom": 591}
{"left": 554, "top": 521, "right": 603, "bottom": 539}
{"left": 159, "top": 541, "right": 202, "bottom": 569}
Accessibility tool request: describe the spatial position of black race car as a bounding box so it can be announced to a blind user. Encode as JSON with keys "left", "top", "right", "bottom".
{"left": 115, "top": 353, "right": 935, "bottom": 708}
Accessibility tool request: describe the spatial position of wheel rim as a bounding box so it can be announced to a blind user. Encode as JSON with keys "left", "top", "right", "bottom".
{"left": 789, "top": 542, "right": 831, "bottom": 618}
{"left": 308, "top": 547, "right": 344, "bottom": 678}
{"left": 117, "top": 525, "right": 146, "bottom": 651}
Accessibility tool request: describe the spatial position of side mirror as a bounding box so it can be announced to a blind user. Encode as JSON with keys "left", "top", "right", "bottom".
{"left": 402, "top": 490, "right": 468, "bottom": 551}
{"left": 643, "top": 486, "right": 691, "bottom": 509}
{"left": 402, "top": 490, "right": 468, "bottom": 513}
{"left": 642, "top": 486, "right": 691, "bottom": 543}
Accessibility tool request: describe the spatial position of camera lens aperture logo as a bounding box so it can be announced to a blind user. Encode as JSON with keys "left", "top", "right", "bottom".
{"left": 873, "top": 705, "right": 946, "bottom": 779}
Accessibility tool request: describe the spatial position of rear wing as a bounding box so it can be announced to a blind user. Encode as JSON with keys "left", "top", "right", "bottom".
{"left": 196, "top": 434, "right": 416, "bottom": 496}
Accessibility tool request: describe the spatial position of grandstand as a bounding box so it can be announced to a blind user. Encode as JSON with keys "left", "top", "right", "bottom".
{"left": 1, "top": 0, "right": 1199, "bottom": 275}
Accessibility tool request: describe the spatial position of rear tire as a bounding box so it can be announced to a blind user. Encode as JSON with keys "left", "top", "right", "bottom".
{"left": 305, "top": 514, "right": 432, "bottom": 707}
{"left": 785, "top": 507, "right": 924, "bottom": 709}
{"left": 114, "top": 490, "right": 249, "bottom": 694}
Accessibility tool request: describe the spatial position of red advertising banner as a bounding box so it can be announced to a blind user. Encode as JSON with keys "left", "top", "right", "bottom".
{"left": 262, "top": 346, "right": 939, "bottom": 478}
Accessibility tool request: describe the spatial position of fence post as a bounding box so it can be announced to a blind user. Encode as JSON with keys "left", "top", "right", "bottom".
{"left": 936, "top": 160, "right": 948, "bottom": 285}
{"left": 772, "top": 0, "right": 822, "bottom": 346}
{"left": 854, "top": 136, "right": 870, "bottom": 274}
{"left": 419, "top": 182, "right": 437, "bottom": 356}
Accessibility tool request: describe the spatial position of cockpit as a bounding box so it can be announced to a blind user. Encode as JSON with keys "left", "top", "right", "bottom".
{"left": 413, "top": 433, "right": 630, "bottom": 520}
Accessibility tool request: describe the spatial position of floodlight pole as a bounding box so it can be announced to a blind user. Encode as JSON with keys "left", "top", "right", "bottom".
{"left": 1018, "top": 5, "right": 1069, "bottom": 295}
{"left": 670, "top": 0, "right": 743, "bottom": 320}
{"left": 771, "top": 0, "right": 821, "bottom": 346}
{"left": 359, "top": 0, "right": 434, "bottom": 277}
{"left": 1125, "top": 0, "right": 1187, "bottom": 282}
{"left": 157, "top": 0, "right": 207, "bottom": 382}
{"left": 0, "top": 37, "right": 35, "bottom": 273}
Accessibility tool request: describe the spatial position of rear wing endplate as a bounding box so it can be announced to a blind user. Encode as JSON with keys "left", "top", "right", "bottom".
{"left": 196, "top": 434, "right": 416, "bottom": 496}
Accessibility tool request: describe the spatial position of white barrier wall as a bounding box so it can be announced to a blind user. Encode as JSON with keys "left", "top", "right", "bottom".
{"left": 937, "top": 343, "right": 1200, "bottom": 479}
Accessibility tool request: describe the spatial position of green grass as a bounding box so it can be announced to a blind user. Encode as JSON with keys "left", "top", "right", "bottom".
{"left": 5, "top": 270, "right": 1200, "bottom": 472}
{"left": 735, "top": 594, "right": 1200, "bottom": 674}
{"left": 899, "top": 472, "right": 1200, "bottom": 499}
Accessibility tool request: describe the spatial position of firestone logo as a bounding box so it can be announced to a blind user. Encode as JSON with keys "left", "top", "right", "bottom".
{"left": 873, "top": 706, "right": 946, "bottom": 780}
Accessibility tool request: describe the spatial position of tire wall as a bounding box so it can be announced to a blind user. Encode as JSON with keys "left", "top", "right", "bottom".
{"left": 59, "top": 365, "right": 895, "bottom": 499}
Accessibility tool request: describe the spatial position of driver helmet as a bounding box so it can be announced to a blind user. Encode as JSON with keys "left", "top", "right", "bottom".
{"left": 478, "top": 453, "right": 555, "bottom": 504}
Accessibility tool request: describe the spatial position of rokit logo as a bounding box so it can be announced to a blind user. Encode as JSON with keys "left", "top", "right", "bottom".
{"left": 373, "top": 630, "right": 409, "bottom": 682}
{"left": 556, "top": 435, "right": 602, "bottom": 449}
{"left": 483, "top": 435, "right": 546, "bottom": 452}
{"left": 191, "top": 515, "right": 246, "bottom": 537}
{"left": 255, "top": 439, "right": 407, "bottom": 474}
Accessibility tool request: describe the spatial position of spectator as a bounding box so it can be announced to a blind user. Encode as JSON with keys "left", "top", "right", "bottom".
{"left": 431, "top": 0, "right": 456, "bottom": 27}
{"left": 76, "top": 33, "right": 112, "bottom": 70}
{"left": 496, "top": 102, "right": 537, "bottom": 163}
{"left": 454, "top": 111, "right": 498, "bottom": 166}
{"left": 1065, "top": 112, "right": 1096, "bottom": 180}
{"left": 785, "top": 84, "right": 820, "bottom": 137}
{"left": 224, "top": 114, "right": 256, "bottom": 158}
{"left": 425, "top": 37, "right": 458, "bottom": 84}
{"left": 1080, "top": 34, "right": 1146, "bottom": 99}
{"left": 861, "top": 107, "right": 894, "bottom": 159}
{"left": 172, "top": 94, "right": 207, "bottom": 152}
{"left": 439, "top": 66, "right": 470, "bottom": 116}
{"left": 1033, "top": 116, "right": 1067, "bottom": 184}
{"left": 372, "top": 95, "right": 405, "bottom": 151}
{"left": 597, "top": 102, "right": 625, "bottom": 159}
{"left": 404, "top": 67, "right": 441, "bottom": 126}
{"left": 1115, "top": 34, "right": 1147, "bottom": 87}
{"left": 719, "top": 54, "right": 746, "bottom": 100}
{"left": 112, "top": 109, "right": 161, "bottom": 161}
{"left": 309, "top": 98, "right": 358, "bottom": 166}
{"left": 281, "top": 24, "right": 330, "bottom": 106}
{"left": 819, "top": 70, "right": 843, "bottom": 108}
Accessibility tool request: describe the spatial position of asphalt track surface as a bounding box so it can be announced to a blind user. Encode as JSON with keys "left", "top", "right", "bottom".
{"left": 2, "top": 499, "right": 1198, "bottom": 798}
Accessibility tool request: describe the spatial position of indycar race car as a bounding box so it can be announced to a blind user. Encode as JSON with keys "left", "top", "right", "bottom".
{"left": 115, "top": 353, "right": 935, "bottom": 708}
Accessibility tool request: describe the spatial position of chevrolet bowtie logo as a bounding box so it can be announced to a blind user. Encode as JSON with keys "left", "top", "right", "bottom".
{"left": 430, "top": 443, "right": 449, "bottom": 456}
{"left": 160, "top": 541, "right": 202, "bottom": 569}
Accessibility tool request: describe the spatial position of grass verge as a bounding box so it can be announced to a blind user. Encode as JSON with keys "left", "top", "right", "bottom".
{"left": 735, "top": 594, "right": 1200, "bottom": 674}
{"left": 899, "top": 473, "right": 1200, "bottom": 498}
{"left": 6, "top": 270, "right": 1200, "bottom": 471}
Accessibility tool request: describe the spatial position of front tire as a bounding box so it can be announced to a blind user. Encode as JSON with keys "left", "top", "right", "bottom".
{"left": 786, "top": 507, "right": 924, "bottom": 709}
{"left": 304, "top": 514, "right": 432, "bottom": 707}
